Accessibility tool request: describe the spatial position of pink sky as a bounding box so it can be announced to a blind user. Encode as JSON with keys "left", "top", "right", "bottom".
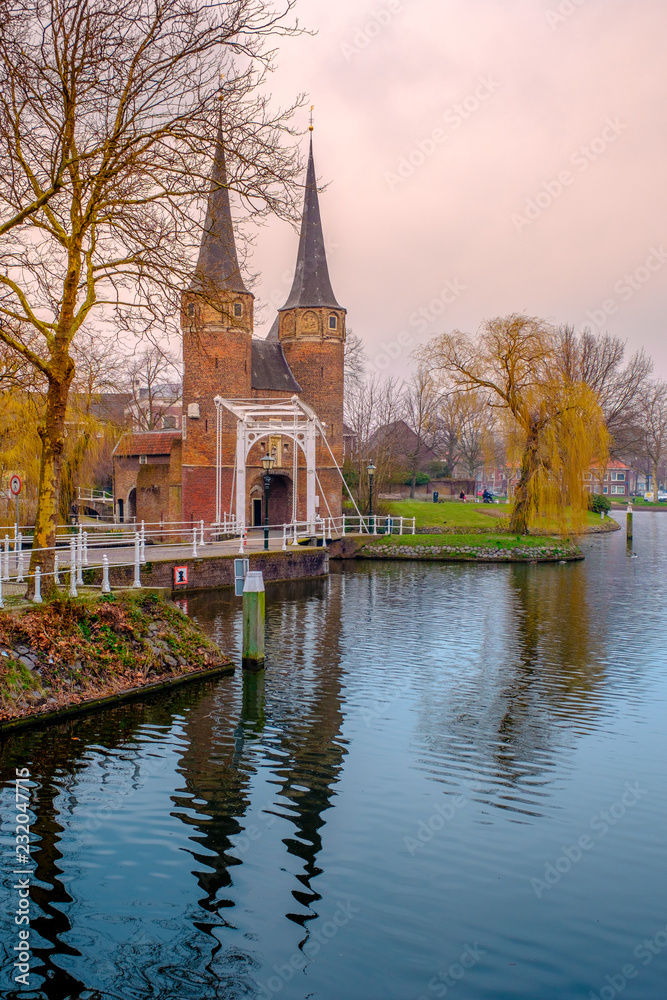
{"left": 250, "top": 0, "right": 667, "bottom": 378}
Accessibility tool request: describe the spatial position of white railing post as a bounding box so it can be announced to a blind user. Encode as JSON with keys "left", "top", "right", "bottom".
{"left": 192, "top": 527, "right": 198, "bottom": 558}
{"left": 373, "top": 516, "right": 377, "bottom": 535}
{"left": 133, "top": 533, "right": 141, "bottom": 588}
{"left": 33, "top": 566, "right": 42, "bottom": 603}
{"left": 0, "top": 574, "right": 3, "bottom": 609}
{"left": 2, "top": 535, "right": 8, "bottom": 582}
{"left": 16, "top": 535, "right": 24, "bottom": 583}
{"left": 76, "top": 531, "right": 84, "bottom": 585}
{"left": 83, "top": 530, "right": 89, "bottom": 566}
{"left": 102, "top": 554, "right": 111, "bottom": 594}
{"left": 69, "top": 538, "right": 78, "bottom": 598}
{"left": 140, "top": 520, "right": 146, "bottom": 563}
{"left": 282, "top": 524, "right": 287, "bottom": 551}
{"left": 54, "top": 553, "right": 60, "bottom": 585}
{"left": 200, "top": 519, "right": 205, "bottom": 547}
{"left": 412, "top": 517, "right": 416, "bottom": 535}
{"left": 399, "top": 516, "right": 404, "bottom": 536}
{"left": 238, "top": 528, "right": 245, "bottom": 555}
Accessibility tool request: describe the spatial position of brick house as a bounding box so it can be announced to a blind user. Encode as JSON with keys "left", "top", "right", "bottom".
{"left": 113, "top": 127, "right": 345, "bottom": 529}
{"left": 585, "top": 460, "right": 631, "bottom": 498}
{"left": 112, "top": 431, "right": 182, "bottom": 524}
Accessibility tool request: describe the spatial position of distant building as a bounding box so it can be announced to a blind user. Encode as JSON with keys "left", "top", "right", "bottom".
{"left": 586, "top": 460, "right": 631, "bottom": 498}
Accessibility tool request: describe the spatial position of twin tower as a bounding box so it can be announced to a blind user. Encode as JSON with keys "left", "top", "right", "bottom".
{"left": 180, "top": 128, "right": 346, "bottom": 528}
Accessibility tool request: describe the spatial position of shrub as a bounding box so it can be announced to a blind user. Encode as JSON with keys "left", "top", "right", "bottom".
{"left": 403, "top": 472, "right": 430, "bottom": 486}
{"left": 588, "top": 493, "right": 611, "bottom": 513}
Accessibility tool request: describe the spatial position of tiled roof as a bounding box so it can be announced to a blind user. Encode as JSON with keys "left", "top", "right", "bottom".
{"left": 113, "top": 431, "right": 181, "bottom": 457}
{"left": 251, "top": 340, "right": 301, "bottom": 393}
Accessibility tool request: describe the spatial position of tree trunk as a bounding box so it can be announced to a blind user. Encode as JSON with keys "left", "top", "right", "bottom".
{"left": 410, "top": 469, "right": 416, "bottom": 500}
{"left": 27, "top": 370, "right": 74, "bottom": 598}
{"left": 653, "top": 462, "right": 659, "bottom": 503}
{"left": 509, "top": 423, "right": 540, "bottom": 535}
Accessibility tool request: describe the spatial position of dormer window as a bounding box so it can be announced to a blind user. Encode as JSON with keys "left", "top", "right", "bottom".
{"left": 234, "top": 302, "right": 243, "bottom": 318}
{"left": 328, "top": 314, "right": 337, "bottom": 330}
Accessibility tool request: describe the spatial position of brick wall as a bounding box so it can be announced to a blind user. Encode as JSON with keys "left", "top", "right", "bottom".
{"left": 87, "top": 547, "right": 328, "bottom": 591}
{"left": 279, "top": 305, "right": 345, "bottom": 519}
{"left": 181, "top": 290, "right": 254, "bottom": 524}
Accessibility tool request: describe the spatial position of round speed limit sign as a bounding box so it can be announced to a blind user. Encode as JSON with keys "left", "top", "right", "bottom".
{"left": 9, "top": 474, "right": 22, "bottom": 496}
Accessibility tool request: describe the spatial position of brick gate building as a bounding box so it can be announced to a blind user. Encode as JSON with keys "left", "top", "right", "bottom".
{"left": 114, "top": 128, "right": 346, "bottom": 529}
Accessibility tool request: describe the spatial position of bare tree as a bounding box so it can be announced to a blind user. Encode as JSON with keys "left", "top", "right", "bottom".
{"left": 344, "top": 329, "right": 367, "bottom": 393}
{"left": 124, "top": 342, "right": 182, "bottom": 431}
{"left": 456, "top": 391, "right": 494, "bottom": 480}
{"left": 555, "top": 325, "right": 652, "bottom": 456}
{"left": 402, "top": 364, "right": 440, "bottom": 498}
{"left": 639, "top": 381, "right": 667, "bottom": 500}
{"left": 344, "top": 372, "right": 403, "bottom": 510}
{"left": 0, "top": 0, "right": 303, "bottom": 592}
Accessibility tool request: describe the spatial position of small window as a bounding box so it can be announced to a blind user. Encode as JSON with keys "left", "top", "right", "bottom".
{"left": 215, "top": 357, "right": 218, "bottom": 368}
{"left": 162, "top": 415, "right": 176, "bottom": 429}
{"left": 139, "top": 455, "right": 147, "bottom": 465}
{"left": 328, "top": 314, "right": 337, "bottom": 330}
{"left": 234, "top": 302, "right": 243, "bottom": 318}
{"left": 187, "top": 302, "right": 195, "bottom": 317}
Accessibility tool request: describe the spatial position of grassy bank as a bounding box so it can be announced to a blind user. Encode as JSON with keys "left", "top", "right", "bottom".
{"left": 0, "top": 591, "right": 232, "bottom": 725}
{"left": 380, "top": 500, "right": 616, "bottom": 534}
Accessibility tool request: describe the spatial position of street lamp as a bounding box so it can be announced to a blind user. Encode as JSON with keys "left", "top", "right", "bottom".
{"left": 367, "top": 461, "right": 376, "bottom": 519}
{"left": 261, "top": 453, "right": 275, "bottom": 550}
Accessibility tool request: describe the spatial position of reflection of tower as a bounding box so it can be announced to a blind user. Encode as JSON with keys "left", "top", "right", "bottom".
{"left": 178, "top": 577, "right": 348, "bottom": 938}
{"left": 181, "top": 126, "right": 254, "bottom": 525}
{"left": 272, "top": 133, "right": 346, "bottom": 521}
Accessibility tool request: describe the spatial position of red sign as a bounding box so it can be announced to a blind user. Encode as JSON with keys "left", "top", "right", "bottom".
{"left": 9, "top": 475, "right": 22, "bottom": 496}
{"left": 174, "top": 565, "right": 188, "bottom": 586}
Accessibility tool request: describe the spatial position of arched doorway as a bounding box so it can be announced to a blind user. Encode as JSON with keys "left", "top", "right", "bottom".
{"left": 266, "top": 475, "right": 290, "bottom": 526}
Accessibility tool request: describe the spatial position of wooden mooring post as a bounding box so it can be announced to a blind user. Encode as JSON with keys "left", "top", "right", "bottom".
{"left": 626, "top": 504, "right": 633, "bottom": 541}
{"left": 242, "top": 570, "right": 265, "bottom": 670}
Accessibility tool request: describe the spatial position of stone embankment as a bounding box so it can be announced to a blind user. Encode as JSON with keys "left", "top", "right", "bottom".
{"left": 358, "top": 541, "right": 582, "bottom": 562}
{"left": 0, "top": 591, "right": 233, "bottom": 730}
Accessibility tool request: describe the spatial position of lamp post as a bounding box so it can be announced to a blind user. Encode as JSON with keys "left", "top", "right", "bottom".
{"left": 367, "top": 461, "right": 376, "bottom": 521}
{"left": 261, "top": 453, "right": 275, "bottom": 550}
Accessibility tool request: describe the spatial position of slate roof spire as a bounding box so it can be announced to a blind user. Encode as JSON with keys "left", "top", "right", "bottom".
{"left": 280, "top": 134, "right": 341, "bottom": 311}
{"left": 190, "top": 124, "right": 248, "bottom": 296}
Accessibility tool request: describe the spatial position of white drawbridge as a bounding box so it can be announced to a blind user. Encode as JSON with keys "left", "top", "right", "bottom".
{"left": 214, "top": 394, "right": 325, "bottom": 534}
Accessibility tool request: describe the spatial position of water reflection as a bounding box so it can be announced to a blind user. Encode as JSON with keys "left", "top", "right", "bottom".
{"left": 2, "top": 525, "right": 667, "bottom": 1000}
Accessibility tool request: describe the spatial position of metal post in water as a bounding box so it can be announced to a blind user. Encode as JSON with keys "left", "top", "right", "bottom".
{"left": 626, "top": 504, "right": 633, "bottom": 541}
{"left": 102, "top": 554, "right": 111, "bottom": 594}
{"left": 242, "top": 570, "right": 265, "bottom": 670}
{"left": 33, "top": 566, "right": 42, "bottom": 603}
{"left": 133, "top": 533, "right": 141, "bottom": 588}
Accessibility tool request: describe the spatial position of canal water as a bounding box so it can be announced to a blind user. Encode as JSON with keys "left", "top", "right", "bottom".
{"left": 1, "top": 515, "right": 666, "bottom": 1000}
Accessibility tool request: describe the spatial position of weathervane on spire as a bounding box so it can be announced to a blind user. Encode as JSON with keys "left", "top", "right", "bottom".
{"left": 309, "top": 105, "right": 314, "bottom": 132}
{"left": 218, "top": 71, "right": 224, "bottom": 101}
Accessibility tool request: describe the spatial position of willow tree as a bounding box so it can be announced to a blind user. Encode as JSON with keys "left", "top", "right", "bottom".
{"left": 0, "top": 0, "right": 303, "bottom": 594}
{"left": 422, "top": 314, "right": 609, "bottom": 534}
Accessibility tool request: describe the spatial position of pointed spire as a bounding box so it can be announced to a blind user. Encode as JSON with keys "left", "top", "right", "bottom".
{"left": 280, "top": 135, "right": 341, "bottom": 311}
{"left": 191, "top": 124, "right": 248, "bottom": 296}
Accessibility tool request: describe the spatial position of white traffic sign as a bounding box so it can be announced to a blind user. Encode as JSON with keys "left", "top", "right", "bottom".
{"left": 9, "top": 475, "right": 22, "bottom": 496}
